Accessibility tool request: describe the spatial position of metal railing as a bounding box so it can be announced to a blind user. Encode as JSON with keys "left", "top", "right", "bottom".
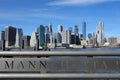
{"left": 0, "top": 73, "right": 119, "bottom": 79}
{"left": 0, "top": 51, "right": 119, "bottom": 79}
{"left": 0, "top": 51, "right": 120, "bottom": 56}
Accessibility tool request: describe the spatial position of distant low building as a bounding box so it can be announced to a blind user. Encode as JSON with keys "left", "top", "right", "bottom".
{"left": 108, "top": 37, "right": 117, "bottom": 45}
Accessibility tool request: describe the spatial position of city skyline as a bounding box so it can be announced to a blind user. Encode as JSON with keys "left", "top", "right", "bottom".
{"left": 0, "top": 0, "right": 120, "bottom": 38}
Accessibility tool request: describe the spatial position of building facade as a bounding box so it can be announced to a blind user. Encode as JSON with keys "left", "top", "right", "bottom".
{"left": 96, "top": 21, "right": 104, "bottom": 47}
{"left": 5, "top": 26, "right": 16, "bottom": 47}
{"left": 53, "top": 33, "right": 61, "bottom": 43}
{"left": 38, "top": 25, "right": 45, "bottom": 47}
{"left": 30, "top": 32, "right": 37, "bottom": 47}
{"left": 62, "top": 30, "right": 71, "bottom": 44}
{"left": 108, "top": 37, "right": 117, "bottom": 45}
{"left": 48, "top": 24, "right": 52, "bottom": 34}
{"left": 82, "top": 21, "right": 86, "bottom": 40}
{"left": 22, "top": 36, "right": 31, "bottom": 48}
{"left": 74, "top": 25, "right": 78, "bottom": 34}
{"left": 58, "top": 25, "right": 63, "bottom": 33}
{"left": 15, "top": 28, "right": 23, "bottom": 48}
{"left": 71, "top": 33, "right": 80, "bottom": 45}
{"left": 0, "top": 31, "right": 5, "bottom": 41}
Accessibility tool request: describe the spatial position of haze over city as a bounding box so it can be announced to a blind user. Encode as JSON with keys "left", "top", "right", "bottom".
{"left": 0, "top": 0, "right": 120, "bottom": 38}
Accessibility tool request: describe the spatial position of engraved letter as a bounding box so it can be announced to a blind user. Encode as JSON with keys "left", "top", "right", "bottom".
{"left": 5, "top": 61, "right": 14, "bottom": 69}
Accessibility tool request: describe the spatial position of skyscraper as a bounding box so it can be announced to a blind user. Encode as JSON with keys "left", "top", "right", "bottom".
{"left": 82, "top": 21, "right": 86, "bottom": 40}
{"left": 5, "top": 26, "right": 16, "bottom": 47}
{"left": 15, "top": 28, "right": 23, "bottom": 48}
{"left": 74, "top": 25, "right": 78, "bottom": 34}
{"left": 96, "top": 21, "right": 104, "bottom": 47}
{"left": 58, "top": 25, "right": 63, "bottom": 33}
{"left": 22, "top": 36, "right": 31, "bottom": 48}
{"left": 30, "top": 32, "right": 37, "bottom": 47}
{"left": 38, "top": 25, "right": 45, "bottom": 47}
{"left": 48, "top": 24, "right": 52, "bottom": 34}
{"left": 62, "top": 30, "right": 71, "bottom": 44}
{"left": 53, "top": 33, "right": 61, "bottom": 43}
{"left": 0, "top": 31, "right": 5, "bottom": 41}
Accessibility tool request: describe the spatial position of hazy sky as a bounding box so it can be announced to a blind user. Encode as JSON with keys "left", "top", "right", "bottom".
{"left": 0, "top": 0, "right": 120, "bottom": 38}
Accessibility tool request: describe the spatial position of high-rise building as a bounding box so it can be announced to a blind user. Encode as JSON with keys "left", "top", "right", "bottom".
{"left": 0, "top": 31, "right": 5, "bottom": 41}
{"left": 15, "top": 28, "right": 23, "bottom": 48}
{"left": 82, "top": 21, "right": 86, "bottom": 40}
{"left": 45, "top": 26, "right": 49, "bottom": 33}
{"left": 48, "top": 24, "right": 52, "bottom": 34}
{"left": 74, "top": 25, "right": 78, "bottom": 34}
{"left": 5, "top": 26, "right": 16, "bottom": 47}
{"left": 30, "top": 32, "right": 37, "bottom": 47}
{"left": 38, "top": 25, "right": 45, "bottom": 47}
{"left": 58, "top": 25, "right": 63, "bottom": 33}
{"left": 71, "top": 33, "right": 80, "bottom": 45}
{"left": 92, "top": 32, "right": 96, "bottom": 46}
{"left": 22, "top": 36, "right": 31, "bottom": 48}
{"left": 62, "top": 30, "right": 71, "bottom": 44}
{"left": 53, "top": 33, "right": 61, "bottom": 43}
{"left": 0, "top": 31, "right": 5, "bottom": 49}
{"left": 96, "top": 21, "right": 104, "bottom": 47}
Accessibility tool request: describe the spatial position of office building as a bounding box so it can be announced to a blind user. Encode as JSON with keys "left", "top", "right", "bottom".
{"left": 30, "top": 32, "right": 37, "bottom": 47}
{"left": 96, "top": 21, "right": 104, "bottom": 47}
{"left": 58, "top": 25, "right": 63, "bottom": 33}
{"left": 71, "top": 33, "right": 80, "bottom": 45}
{"left": 0, "top": 31, "right": 5, "bottom": 41}
{"left": 38, "top": 25, "right": 45, "bottom": 47}
{"left": 22, "top": 36, "right": 31, "bottom": 48}
{"left": 82, "top": 21, "right": 86, "bottom": 40}
{"left": 92, "top": 32, "right": 96, "bottom": 46}
{"left": 0, "top": 31, "right": 5, "bottom": 49}
{"left": 5, "top": 26, "right": 16, "bottom": 47}
{"left": 108, "top": 37, "right": 117, "bottom": 45}
{"left": 62, "top": 30, "right": 71, "bottom": 44}
{"left": 53, "top": 33, "right": 61, "bottom": 43}
{"left": 74, "top": 25, "right": 78, "bottom": 34}
{"left": 45, "top": 33, "right": 50, "bottom": 43}
{"left": 15, "top": 28, "right": 23, "bottom": 48}
{"left": 45, "top": 26, "right": 49, "bottom": 33}
{"left": 48, "top": 24, "right": 52, "bottom": 34}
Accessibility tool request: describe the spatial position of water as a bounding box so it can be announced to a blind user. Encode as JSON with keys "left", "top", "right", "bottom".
{"left": 51, "top": 48, "right": 120, "bottom": 52}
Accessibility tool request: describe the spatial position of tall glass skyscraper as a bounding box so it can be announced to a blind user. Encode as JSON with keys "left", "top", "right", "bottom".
{"left": 38, "top": 25, "right": 45, "bottom": 47}
{"left": 82, "top": 21, "right": 86, "bottom": 40}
